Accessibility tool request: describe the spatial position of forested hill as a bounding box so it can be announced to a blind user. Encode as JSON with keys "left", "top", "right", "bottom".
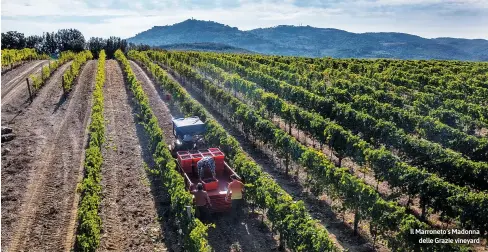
{"left": 128, "top": 19, "right": 488, "bottom": 61}
{"left": 158, "top": 42, "right": 254, "bottom": 53}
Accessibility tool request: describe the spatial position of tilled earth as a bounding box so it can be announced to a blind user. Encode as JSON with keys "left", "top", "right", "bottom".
{"left": 1, "top": 60, "right": 94, "bottom": 251}
{"left": 98, "top": 60, "right": 167, "bottom": 252}
{"left": 1, "top": 60, "right": 49, "bottom": 122}
{"left": 131, "top": 60, "right": 282, "bottom": 252}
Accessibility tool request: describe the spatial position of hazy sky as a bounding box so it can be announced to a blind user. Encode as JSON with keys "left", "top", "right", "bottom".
{"left": 2, "top": 0, "right": 487, "bottom": 39}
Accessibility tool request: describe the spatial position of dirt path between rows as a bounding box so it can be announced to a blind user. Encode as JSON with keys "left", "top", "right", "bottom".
{"left": 1, "top": 60, "right": 48, "bottom": 110}
{"left": 1, "top": 60, "right": 45, "bottom": 91}
{"left": 1, "top": 61, "right": 72, "bottom": 251}
{"left": 98, "top": 60, "right": 167, "bottom": 252}
{"left": 131, "top": 60, "right": 283, "bottom": 252}
{"left": 1, "top": 61, "right": 29, "bottom": 75}
{"left": 1, "top": 61, "right": 95, "bottom": 251}
{"left": 129, "top": 61, "right": 182, "bottom": 142}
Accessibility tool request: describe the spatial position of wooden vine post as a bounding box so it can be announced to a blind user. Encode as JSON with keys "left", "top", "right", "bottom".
{"left": 26, "top": 78, "right": 33, "bottom": 103}
{"left": 354, "top": 193, "right": 363, "bottom": 236}
{"left": 62, "top": 77, "right": 66, "bottom": 94}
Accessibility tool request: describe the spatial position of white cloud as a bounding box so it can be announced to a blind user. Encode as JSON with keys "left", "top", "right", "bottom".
{"left": 1, "top": 0, "right": 137, "bottom": 17}
{"left": 1, "top": 0, "right": 487, "bottom": 39}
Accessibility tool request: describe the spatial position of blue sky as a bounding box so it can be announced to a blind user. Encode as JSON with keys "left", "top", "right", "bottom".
{"left": 2, "top": 0, "right": 487, "bottom": 39}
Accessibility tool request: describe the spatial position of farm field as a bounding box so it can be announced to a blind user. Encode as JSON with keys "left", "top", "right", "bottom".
{"left": 1, "top": 49, "right": 487, "bottom": 252}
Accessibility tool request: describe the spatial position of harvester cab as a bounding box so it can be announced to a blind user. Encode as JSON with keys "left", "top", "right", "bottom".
{"left": 170, "top": 116, "right": 206, "bottom": 156}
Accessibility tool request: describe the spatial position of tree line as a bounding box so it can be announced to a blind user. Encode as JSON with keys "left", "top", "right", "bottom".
{"left": 1, "top": 29, "right": 151, "bottom": 59}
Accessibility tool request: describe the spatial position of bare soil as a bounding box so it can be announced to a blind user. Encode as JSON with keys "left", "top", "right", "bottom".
{"left": 478, "top": 127, "right": 488, "bottom": 137}
{"left": 1, "top": 60, "right": 46, "bottom": 90}
{"left": 130, "top": 61, "right": 281, "bottom": 252}
{"left": 1, "top": 61, "right": 72, "bottom": 250}
{"left": 1, "top": 61, "right": 95, "bottom": 251}
{"left": 98, "top": 60, "right": 167, "bottom": 252}
{"left": 1, "top": 60, "right": 48, "bottom": 75}
{"left": 1, "top": 60, "right": 49, "bottom": 118}
{"left": 1, "top": 61, "right": 27, "bottom": 75}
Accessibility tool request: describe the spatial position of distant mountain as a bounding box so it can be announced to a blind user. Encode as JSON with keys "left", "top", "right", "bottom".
{"left": 129, "top": 19, "right": 282, "bottom": 53}
{"left": 158, "top": 42, "right": 254, "bottom": 53}
{"left": 128, "top": 19, "right": 488, "bottom": 61}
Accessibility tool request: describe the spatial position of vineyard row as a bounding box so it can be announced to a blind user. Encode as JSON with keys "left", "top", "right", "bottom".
{"left": 134, "top": 50, "right": 469, "bottom": 251}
